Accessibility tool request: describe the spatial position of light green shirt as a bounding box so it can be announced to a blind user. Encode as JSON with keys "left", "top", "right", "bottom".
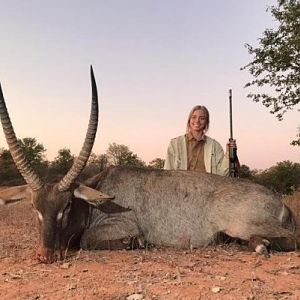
{"left": 164, "top": 135, "right": 229, "bottom": 176}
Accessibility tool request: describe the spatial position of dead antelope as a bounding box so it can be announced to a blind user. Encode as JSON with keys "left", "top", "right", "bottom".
{"left": 0, "top": 68, "right": 299, "bottom": 264}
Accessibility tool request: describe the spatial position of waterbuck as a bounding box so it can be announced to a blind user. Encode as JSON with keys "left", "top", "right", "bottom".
{"left": 0, "top": 67, "right": 114, "bottom": 262}
{"left": 0, "top": 69, "right": 299, "bottom": 264}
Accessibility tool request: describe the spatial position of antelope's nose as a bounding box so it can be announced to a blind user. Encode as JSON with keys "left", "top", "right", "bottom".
{"left": 36, "top": 247, "right": 56, "bottom": 264}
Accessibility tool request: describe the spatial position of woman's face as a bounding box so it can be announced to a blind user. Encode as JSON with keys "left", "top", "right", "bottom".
{"left": 189, "top": 109, "right": 207, "bottom": 132}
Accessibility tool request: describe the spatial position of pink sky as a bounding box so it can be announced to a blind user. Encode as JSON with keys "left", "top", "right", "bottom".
{"left": 0, "top": 0, "right": 299, "bottom": 170}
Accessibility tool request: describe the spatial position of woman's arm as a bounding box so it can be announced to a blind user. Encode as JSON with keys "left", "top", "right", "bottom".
{"left": 164, "top": 140, "right": 175, "bottom": 170}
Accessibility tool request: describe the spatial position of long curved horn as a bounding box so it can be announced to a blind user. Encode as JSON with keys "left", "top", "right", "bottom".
{"left": 58, "top": 66, "right": 99, "bottom": 192}
{"left": 0, "top": 84, "right": 44, "bottom": 191}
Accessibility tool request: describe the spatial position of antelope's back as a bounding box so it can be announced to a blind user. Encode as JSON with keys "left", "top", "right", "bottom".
{"left": 94, "top": 166, "right": 285, "bottom": 247}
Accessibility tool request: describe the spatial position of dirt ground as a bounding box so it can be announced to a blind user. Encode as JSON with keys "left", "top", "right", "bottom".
{"left": 0, "top": 200, "right": 300, "bottom": 300}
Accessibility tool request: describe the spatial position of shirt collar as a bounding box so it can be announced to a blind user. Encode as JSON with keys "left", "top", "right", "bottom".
{"left": 187, "top": 131, "right": 206, "bottom": 142}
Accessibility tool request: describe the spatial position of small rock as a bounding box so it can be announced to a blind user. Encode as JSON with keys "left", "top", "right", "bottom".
{"left": 60, "top": 262, "right": 71, "bottom": 269}
{"left": 215, "top": 275, "right": 226, "bottom": 281}
{"left": 279, "top": 270, "right": 289, "bottom": 276}
{"left": 126, "top": 293, "right": 144, "bottom": 300}
{"left": 211, "top": 286, "right": 222, "bottom": 293}
{"left": 66, "top": 283, "right": 77, "bottom": 291}
{"left": 9, "top": 273, "right": 22, "bottom": 279}
{"left": 30, "top": 295, "right": 41, "bottom": 300}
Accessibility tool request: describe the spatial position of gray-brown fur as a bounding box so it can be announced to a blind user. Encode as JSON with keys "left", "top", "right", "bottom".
{"left": 84, "top": 166, "right": 299, "bottom": 251}
{"left": 21, "top": 164, "right": 298, "bottom": 261}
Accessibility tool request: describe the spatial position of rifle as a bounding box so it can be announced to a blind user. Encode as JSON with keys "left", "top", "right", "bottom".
{"left": 228, "top": 89, "right": 239, "bottom": 177}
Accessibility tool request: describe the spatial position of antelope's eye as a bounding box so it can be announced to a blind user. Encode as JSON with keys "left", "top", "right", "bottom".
{"left": 57, "top": 211, "right": 63, "bottom": 221}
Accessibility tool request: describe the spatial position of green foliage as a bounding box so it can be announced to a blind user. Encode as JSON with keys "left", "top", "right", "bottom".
{"left": 18, "top": 137, "right": 47, "bottom": 166}
{"left": 242, "top": 0, "right": 300, "bottom": 145}
{"left": 106, "top": 143, "right": 145, "bottom": 167}
{"left": 1, "top": 138, "right": 299, "bottom": 195}
{"left": 95, "top": 154, "right": 110, "bottom": 170}
{"left": 254, "top": 160, "right": 300, "bottom": 194}
{"left": 0, "top": 139, "right": 148, "bottom": 184}
{"left": 51, "top": 148, "right": 74, "bottom": 175}
{"left": 0, "top": 148, "right": 23, "bottom": 184}
{"left": 79, "top": 153, "right": 110, "bottom": 180}
{"left": 236, "top": 162, "right": 300, "bottom": 195}
{"left": 0, "top": 138, "right": 48, "bottom": 184}
{"left": 0, "top": 148, "right": 13, "bottom": 168}
{"left": 148, "top": 158, "right": 165, "bottom": 169}
{"left": 239, "top": 164, "right": 254, "bottom": 179}
{"left": 290, "top": 126, "right": 300, "bottom": 146}
{"left": 18, "top": 137, "right": 48, "bottom": 177}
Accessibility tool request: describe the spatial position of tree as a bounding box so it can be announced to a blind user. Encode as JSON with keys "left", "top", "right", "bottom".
{"left": 239, "top": 164, "right": 254, "bottom": 179}
{"left": 86, "top": 153, "right": 109, "bottom": 170}
{"left": 0, "top": 137, "right": 48, "bottom": 184}
{"left": 51, "top": 148, "right": 74, "bottom": 175}
{"left": 292, "top": 126, "right": 300, "bottom": 146}
{"left": 18, "top": 137, "right": 48, "bottom": 177}
{"left": 148, "top": 158, "right": 165, "bottom": 169}
{"left": 0, "top": 138, "right": 48, "bottom": 182}
{"left": 0, "top": 148, "right": 14, "bottom": 168}
{"left": 96, "top": 154, "right": 110, "bottom": 170}
{"left": 254, "top": 160, "right": 300, "bottom": 194}
{"left": 106, "top": 143, "right": 145, "bottom": 167}
{"left": 79, "top": 153, "right": 110, "bottom": 180}
{"left": 242, "top": 0, "right": 300, "bottom": 145}
{"left": 18, "top": 137, "right": 47, "bottom": 166}
{"left": 0, "top": 148, "right": 23, "bottom": 184}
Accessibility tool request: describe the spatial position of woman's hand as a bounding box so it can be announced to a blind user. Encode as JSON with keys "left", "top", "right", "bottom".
{"left": 227, "top": 138, "right": 237, "bottom": 150}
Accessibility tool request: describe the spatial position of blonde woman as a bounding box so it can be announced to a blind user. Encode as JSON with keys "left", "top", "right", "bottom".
{"left": 164, "top": 105, "right": 236, "bottom": 176}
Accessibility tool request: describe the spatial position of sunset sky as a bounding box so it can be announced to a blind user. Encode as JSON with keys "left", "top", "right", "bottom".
{"left": 0, "top": 0, "right": 299, "bottom": 170}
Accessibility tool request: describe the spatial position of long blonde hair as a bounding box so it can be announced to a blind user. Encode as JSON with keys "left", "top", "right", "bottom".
{"left": 186, "top": 105, "right": 210, "bottom": 133}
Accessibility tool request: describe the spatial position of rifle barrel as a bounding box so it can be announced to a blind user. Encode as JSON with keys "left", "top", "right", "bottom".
{"left": 229, "top": 89, "right": 233, "bottom": 140}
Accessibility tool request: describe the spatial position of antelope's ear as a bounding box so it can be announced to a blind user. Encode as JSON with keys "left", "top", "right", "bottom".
{"left": 0, "top": 185, "right": 31, "bottom": 205}
{"left": 73, "top": 184, "right": 115, "bottom": 207}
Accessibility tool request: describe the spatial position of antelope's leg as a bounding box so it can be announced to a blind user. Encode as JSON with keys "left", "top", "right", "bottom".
{"left": 80, "top": 212, "right": 143, "bottom": 250}
{"left": 249, "top": 235, "right": 298, "bottom": 256}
